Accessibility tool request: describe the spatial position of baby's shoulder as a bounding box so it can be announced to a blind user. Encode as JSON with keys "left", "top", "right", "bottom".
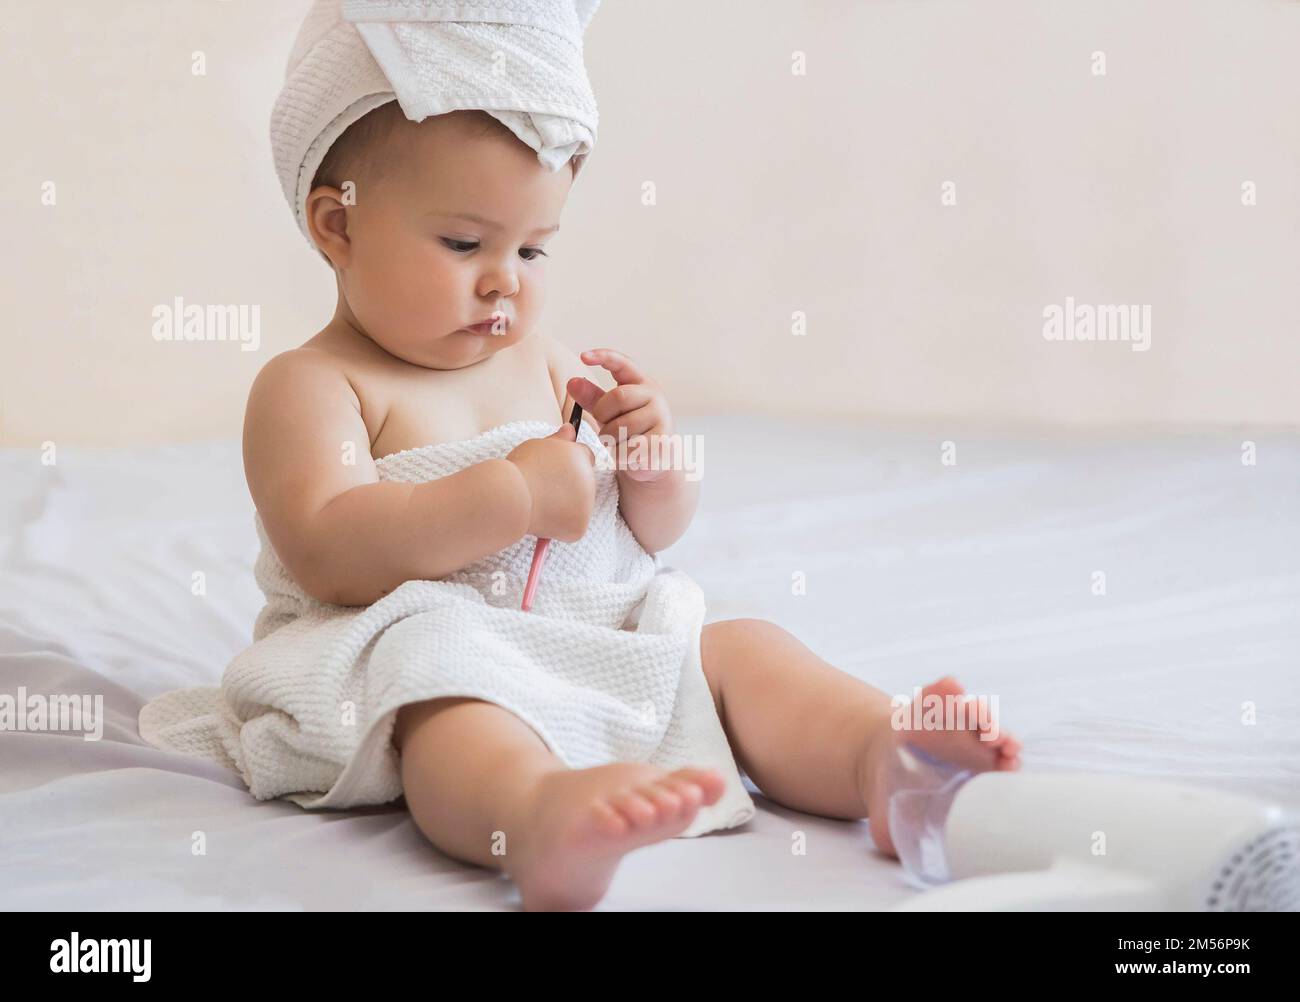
{"left": 247, "top": 345, "right": 359, "bottom": 415}
{"left": 243, "top": 346, "right": 367, "bottom": 467}
{"left": 536, "top": 330, "right": 583, "bottom": 374}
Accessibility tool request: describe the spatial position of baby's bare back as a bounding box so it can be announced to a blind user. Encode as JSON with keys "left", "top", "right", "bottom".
{"left": 243, "top": 324, "right": 593, "bottom": 606}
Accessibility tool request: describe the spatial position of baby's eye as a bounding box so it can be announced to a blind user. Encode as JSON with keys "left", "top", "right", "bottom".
{"left": 440, "top": 238, "right": 548, "bottom": 261}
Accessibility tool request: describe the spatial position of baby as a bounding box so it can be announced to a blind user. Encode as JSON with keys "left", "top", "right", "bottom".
{"left": 244, "top": 103, "right": 1022, "bottom": 910}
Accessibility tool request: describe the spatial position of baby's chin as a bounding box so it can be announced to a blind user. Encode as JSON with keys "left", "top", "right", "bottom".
{"left": 375, "top": 325, "right": 527, "bottom": 370}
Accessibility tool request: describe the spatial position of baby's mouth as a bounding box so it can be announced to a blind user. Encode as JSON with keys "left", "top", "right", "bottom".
{"left": 463, "top": 316, "right": 512, "bottom": 335}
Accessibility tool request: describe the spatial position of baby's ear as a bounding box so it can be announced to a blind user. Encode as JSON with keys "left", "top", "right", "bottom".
{"left": 305, "top": 185, "right": 352, "bottom": 267}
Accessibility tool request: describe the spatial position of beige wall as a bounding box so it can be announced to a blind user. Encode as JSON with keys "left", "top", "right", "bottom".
{"left": 3, "top": 0, "right": 1297, "bottom": 447}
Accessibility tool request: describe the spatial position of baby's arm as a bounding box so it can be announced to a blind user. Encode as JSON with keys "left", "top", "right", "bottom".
{"left": 243, "top": 350, "right": 531, "bottom": 607}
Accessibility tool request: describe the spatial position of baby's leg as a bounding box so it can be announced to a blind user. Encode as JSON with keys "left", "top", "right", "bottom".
{"left": 699, "top": 619, "right": 1021, "bottom": 856}
{"left": 392, "top": 696, "right": 728, "bottom": 910}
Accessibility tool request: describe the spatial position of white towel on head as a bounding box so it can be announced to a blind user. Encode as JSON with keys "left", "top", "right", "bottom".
{"left": 270, "top": 0, "right": 602, "bottom": 245}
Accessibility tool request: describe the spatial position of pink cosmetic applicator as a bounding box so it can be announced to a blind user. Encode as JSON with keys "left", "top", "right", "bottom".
{"left": 521, "top": 402, "right": 585, "bottom": 612}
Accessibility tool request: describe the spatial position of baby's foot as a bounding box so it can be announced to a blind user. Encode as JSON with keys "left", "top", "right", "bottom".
{"left": 505, "top": 762, "right": 726, "bottom": 911}
{"left": 864, "top": 676, "right": 1021, "bottom": 858}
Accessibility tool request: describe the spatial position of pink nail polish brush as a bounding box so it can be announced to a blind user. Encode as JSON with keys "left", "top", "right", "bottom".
{"left": 521, "top": 402, "right": 585, "bottom": 612}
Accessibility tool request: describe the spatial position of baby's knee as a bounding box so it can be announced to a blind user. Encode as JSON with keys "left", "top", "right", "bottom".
{"left": 392, "top": 696, "right": 481, "bottom": 753}
{"left": 703, "top": 617, "right": 786, "bottom": 658}
{"left": 714, "top": 616, "right": 783, "bottom": 636}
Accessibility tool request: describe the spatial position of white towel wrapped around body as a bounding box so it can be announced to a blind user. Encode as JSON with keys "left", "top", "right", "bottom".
{"left": 138, "top": 419, "right": 756, "bottom": 838}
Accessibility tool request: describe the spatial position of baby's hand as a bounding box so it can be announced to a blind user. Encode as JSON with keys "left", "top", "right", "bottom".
{"left": 567, "top": 348, "right": 675, "bottom": 483}
{"left": 505, "top": 423, "right": 597, "bottom": 542}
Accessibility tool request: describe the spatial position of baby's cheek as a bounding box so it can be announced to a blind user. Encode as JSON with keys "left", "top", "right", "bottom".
{"left": 389, "top": 255, "right": 448, "bottom": 315}
{"left": 527, "top": 281, "right": 544, "bottom": 310}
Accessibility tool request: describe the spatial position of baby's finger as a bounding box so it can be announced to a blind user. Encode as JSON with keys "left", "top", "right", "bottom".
{"left": 580, "top": 348, "right": 648, "bottom": 386}
{"left": 584, "top": 382, "right": 655, "bottom": 428}
{"left": 602, "top": 403, "right": 660, "bottom": 444}
{"left": 567, "top": 376, "right": 606, "bottom": 413}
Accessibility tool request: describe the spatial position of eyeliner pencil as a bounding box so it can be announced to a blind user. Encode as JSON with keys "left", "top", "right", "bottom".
{"left": 521, "top": 402, "right": 585, "bottom": 612}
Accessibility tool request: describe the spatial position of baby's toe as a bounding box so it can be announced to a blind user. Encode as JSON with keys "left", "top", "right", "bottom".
{"left": 662, "top": 777, "right": 705, "bottom": 810}
{"left": 982, "top": 731, "right": 1013, "bottom": 751}
{"left": 610, "top": 791, "right": 658, "bottom": 827}
{"left": 591, "top": 799, "right": 630, "bottom": 837}
{"left": 673, "top": 768, "right": 726, "bottom": 803}
{"left": 922, "top": 676, "right": 965, "bottom": 700}
{"left": 636, "top": 783, "right": 684, "bottom": 820}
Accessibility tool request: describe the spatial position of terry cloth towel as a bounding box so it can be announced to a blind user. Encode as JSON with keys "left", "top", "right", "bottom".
{"left": 271, "top": 0, "right": 602, "bottom": 245}
{"left": 138, "top": 419, "right": 756, "bottom": 839}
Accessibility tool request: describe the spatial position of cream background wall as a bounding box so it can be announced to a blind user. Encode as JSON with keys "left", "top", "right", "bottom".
{"left": 3, "top": 0, "right": 1297, "bottom": 446}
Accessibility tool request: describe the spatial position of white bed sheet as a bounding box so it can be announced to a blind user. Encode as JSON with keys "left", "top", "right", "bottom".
{"left": 1, "top": 415, "right": 1297, "bottom": 910}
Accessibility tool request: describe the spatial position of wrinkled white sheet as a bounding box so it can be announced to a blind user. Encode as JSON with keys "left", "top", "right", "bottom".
{"left": 1, "top": 416, "right": 1297, "bottom": 910}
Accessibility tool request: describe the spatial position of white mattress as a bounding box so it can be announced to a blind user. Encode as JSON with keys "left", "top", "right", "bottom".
{"left": 1, "top": 415, "right": 1297, "bottom": 910}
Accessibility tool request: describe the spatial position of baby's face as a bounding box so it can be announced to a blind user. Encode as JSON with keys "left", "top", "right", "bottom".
{"left": 325, "top": 113, "right": 573, "bottom": 370}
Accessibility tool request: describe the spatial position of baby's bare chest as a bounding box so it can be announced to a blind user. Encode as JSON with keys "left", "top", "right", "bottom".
{"left": 358, "top": 340, "right": 564, "bottom": 460}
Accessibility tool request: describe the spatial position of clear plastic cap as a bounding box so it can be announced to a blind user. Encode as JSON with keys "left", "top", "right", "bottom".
{"left": 885, "top": 742, "right": 975, "bottom": 889}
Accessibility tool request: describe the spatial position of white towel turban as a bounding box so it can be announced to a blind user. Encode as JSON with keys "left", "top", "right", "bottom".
{"left": 270, "top": 0, "right": 603, "bottom": 246}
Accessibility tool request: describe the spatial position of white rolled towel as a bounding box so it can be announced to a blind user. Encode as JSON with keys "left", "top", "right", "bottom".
{"left": 270, "top": 0, "right": 602, "bottom": 245}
